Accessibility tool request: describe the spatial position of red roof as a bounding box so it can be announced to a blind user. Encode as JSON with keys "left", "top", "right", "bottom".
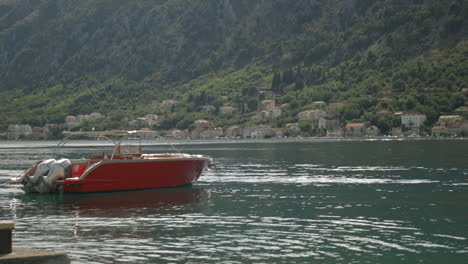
{"left": 346, "top": 123, "right": 365, "bottom": 128}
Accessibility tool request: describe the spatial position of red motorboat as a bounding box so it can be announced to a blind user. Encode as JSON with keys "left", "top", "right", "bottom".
{"left": 16, "top": 131, "right": 212, "bottom": 193}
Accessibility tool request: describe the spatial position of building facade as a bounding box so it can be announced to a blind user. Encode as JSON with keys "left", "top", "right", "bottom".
{"left": 401, "top": 113, "right": 427, "bottom": 128}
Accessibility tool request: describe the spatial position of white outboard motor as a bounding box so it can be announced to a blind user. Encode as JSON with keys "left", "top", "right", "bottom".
{"left": 22, "top": 159, "right": 71, "bottom": 193}
{"left": 30, "top": 159, "right": 55, "bottom": 184}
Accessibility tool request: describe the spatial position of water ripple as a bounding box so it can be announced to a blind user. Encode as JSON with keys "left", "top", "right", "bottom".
{"left": 1, "top": 141, "right": 467, "bottom": 263}
{"left": 202, "top": 164, "right": 442, "bottom": 185}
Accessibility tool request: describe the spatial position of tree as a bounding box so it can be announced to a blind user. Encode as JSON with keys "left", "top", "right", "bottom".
{"left": 449, "top": 92, "right": 464, "bottom": 110}
{"left": 294, "top": 80, "right": 304, "bottom": 91}
{"left": 298, "top": 120, "right": 312, "bottom": 133}
{"left": 271, "top": 72, "right": 282, "bottom": 93}
{"left": 342, "top": 104, "right": 362, "bottom": 121}
{"left": 372, "top": 115, "right": 400, "bottom": 135}
{"left": 247, "top": 98, "right": 259, "bottom": 112}
{"left": 392, "top": 79, "right": 406, "bottom": 92}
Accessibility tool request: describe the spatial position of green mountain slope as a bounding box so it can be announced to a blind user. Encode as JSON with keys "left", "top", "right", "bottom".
{"left": 0, "top": 0, "right": 467, "bottom": 131}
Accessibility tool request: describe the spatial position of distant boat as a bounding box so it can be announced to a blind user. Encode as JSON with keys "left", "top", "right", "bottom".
{"left": 13, "top": 131, "right": 212, "bottom": 193}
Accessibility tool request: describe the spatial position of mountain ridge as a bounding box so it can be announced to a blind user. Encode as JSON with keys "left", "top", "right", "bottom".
{"left": 0, "top": 0, "right": 467, "bottom": 134}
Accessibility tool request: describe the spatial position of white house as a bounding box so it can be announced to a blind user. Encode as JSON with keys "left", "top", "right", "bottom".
{"left": 8, "top": 124, "right": 33, "bottom": 140}
{"left": 401, "top": 113, "right": 426, "bottom": 128}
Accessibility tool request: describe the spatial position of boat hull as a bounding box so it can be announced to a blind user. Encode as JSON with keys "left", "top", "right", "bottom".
{"left": 57, "top": 158, "right": 210, "bottom": 193}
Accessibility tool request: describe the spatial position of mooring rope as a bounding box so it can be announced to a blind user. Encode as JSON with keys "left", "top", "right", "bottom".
{"left": 0, "top": 162, "right": 39, "bottom": 188}
{"left": 209, "top": 159, "right": 222, "bottom": 183}
{"left": 0, "top": 180, "right": 12, "bottom": 187}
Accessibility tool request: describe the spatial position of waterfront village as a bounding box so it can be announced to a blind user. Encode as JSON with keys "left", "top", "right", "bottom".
{"left": 3, "top": 90, "right": 468, "bottom": 140}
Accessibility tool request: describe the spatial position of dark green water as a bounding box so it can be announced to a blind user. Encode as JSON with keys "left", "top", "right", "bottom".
{"left": 0, "top": 139, "right": 467, "bottom": 263}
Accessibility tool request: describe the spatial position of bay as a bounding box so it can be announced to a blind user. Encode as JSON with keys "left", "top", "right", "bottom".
{"left": 0, "top": 139, "right": 467, "bottom": 263}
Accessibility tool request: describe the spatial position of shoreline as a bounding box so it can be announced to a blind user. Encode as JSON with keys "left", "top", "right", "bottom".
{"left": 0, "top": 136, "right": 467, "bottom": 149}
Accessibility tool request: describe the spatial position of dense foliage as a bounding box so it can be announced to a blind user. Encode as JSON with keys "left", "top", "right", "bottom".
{"left": 0, "top": 0, "right": 467, "bottom": 131}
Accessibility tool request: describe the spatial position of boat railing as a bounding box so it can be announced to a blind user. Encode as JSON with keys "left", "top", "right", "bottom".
{"left": 50, "top": 134, "right": 116, "bottom": 159}
{"left": 52, "top": 130, "right": 183, "bottom": 160}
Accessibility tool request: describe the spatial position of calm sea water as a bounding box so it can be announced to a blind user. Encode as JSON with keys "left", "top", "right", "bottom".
{"left": 0, "top": 139, "right": 467, "bottom": 264}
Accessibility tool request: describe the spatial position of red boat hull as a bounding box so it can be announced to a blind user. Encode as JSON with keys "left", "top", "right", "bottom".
{"left": 57, "top": 158, "right": 210, "bottom": 193}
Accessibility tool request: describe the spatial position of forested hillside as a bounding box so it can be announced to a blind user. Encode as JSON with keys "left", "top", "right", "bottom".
{"left": 0, "top": 0, "right": 467, "bottom": 133}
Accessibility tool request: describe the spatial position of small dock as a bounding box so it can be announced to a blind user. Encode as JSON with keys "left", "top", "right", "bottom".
{"left": 0, "top": 221, "right": 70, "bottom": 264}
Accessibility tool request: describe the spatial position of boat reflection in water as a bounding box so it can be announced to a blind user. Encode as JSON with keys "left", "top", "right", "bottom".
{"left": 63, "top": 187, "right": 210, "bottom": 217}
{"left": 10, "top": 187, "right": 211, "bottom": 247}
{"left": 16, "top": 186, "right": 210, "bottom": 218}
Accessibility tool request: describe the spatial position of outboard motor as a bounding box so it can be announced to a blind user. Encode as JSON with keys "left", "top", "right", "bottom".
{"left": 22, "top": 159, "right": 71, "bottom": 193}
